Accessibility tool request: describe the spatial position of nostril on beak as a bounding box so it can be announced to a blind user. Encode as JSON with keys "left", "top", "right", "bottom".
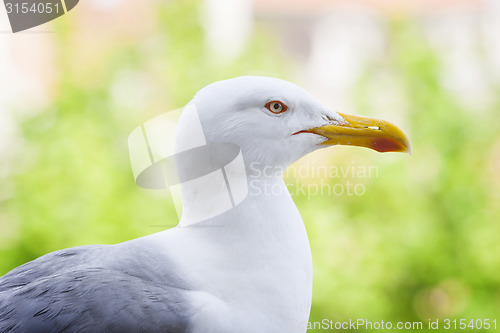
{"left": 321, "top": 114, "right": 337, "bottom": 123}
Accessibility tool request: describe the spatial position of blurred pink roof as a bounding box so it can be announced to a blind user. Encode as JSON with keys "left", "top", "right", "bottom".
{"left": 253, "top": 0, "right": 480, "bottom": 15}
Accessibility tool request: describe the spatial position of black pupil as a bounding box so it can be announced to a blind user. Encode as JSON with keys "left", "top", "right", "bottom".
{"left": 273, "top": 103, "right": 280, "bottom": 109}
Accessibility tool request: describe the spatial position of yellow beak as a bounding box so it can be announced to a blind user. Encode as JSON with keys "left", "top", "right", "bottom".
{"left": 306, "top": 112, "right": 412, "bottom": 154}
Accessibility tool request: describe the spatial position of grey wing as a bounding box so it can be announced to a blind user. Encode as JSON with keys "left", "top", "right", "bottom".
{"left": 0, "top": 246, "right": 194, "bottom": 333}
{"left": 0, "top": 246, "right": 103, "bottom": 293}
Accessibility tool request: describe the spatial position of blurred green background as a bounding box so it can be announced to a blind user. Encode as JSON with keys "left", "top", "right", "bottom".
{"left": 0, "top": 0, "right": 499, "bottom": 331}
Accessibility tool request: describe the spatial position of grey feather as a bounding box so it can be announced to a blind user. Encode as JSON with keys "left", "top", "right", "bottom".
{"left": 0, "top": 244, "right": 194, "bottom": 332}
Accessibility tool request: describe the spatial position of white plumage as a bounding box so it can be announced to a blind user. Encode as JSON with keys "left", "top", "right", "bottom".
{"left": 0, "top": 76, "right": 410, "bottom": 333}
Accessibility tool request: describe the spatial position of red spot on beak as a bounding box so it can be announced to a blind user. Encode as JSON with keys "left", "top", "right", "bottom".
{"left": 370, "top": 137, "right": 403, "bottom": 153}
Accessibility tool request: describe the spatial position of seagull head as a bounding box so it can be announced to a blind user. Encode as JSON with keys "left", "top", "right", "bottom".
{"left": 180, "top": 76, "right": 411, "bottom": 173}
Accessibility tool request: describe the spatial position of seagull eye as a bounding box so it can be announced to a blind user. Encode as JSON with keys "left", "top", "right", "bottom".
{"left": 265, "top": 101, "right": 287, "bottom": 114}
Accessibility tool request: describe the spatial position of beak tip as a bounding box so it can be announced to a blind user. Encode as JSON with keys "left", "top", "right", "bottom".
{"left": 402, "top": 134, "right": 412, "bottom": 155}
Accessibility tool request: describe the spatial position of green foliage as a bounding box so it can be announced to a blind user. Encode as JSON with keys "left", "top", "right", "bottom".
{"left": 304, "top": 19, "right": 500, "bottom": 332}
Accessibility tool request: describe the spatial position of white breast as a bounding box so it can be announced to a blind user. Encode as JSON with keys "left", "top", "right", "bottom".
{"left": 144, "top": 177, "right": 312, "bottom": 333}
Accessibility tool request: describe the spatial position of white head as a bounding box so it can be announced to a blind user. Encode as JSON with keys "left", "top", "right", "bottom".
{"left": 170, "top": 76, "right": 411, "bottom": 225}
{"left": 177, "top": 76, "right": 411, "bottom": 173}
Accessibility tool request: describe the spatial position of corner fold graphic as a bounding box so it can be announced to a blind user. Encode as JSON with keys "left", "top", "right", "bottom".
{"left": 4, "top": 0, "right": 80, "bottom": 33}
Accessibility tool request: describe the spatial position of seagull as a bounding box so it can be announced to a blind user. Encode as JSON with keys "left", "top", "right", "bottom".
{"left": 0, "top": 76, "right": 411, "bottom": 333}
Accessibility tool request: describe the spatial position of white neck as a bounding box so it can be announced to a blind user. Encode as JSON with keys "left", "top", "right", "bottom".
{"left": 148, "top": 175, "right": 312, "bottom": 332}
